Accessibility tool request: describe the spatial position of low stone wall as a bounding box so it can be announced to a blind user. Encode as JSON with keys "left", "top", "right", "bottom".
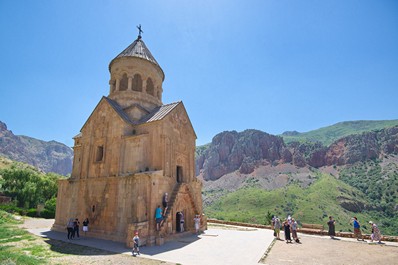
{"left": 207, "top": 219, "right": 398, "bottom": 242}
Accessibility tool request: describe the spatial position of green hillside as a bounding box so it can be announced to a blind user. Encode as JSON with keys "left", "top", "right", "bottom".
{"left": 205, "top": 173, "right": 398, "bottom": 235}
{"left": 281, "top": 119, "right": 398, "bottom": 146}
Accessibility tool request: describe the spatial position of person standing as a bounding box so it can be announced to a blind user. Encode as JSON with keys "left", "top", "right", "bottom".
{"left": 74, "top": 218, "right": 80, "bottom": 238}
{"left": 291, "top": 218, "right": 299, "bottom": 242}
{"left": 271, "top": 215, "right": 276, "bottom": 230}
{"left": 132, "top": 231, "right": 140, "bottom": 256}
{"left": 66, "top": 218, "right": 74, "bottom": 240}
{"left": 283, "top": 219, "right": 292, "bottom": 243}
{"left": 194, "top": 214, "right": 201, "bottom": 234}
{"left": 155, "top": 205, "right": 163, "bottom": 231}
{"left": 162, "top": 192, "right": 168, "bottom": 216}
{"left": 180, "top": 212, "right": 185, "bottom": 232}
{"left": 274, "top": 217, "right": 281, "bottom": 239}
{"left": 327, "top": 216, "right": 336, "bottom": 239}
{"left": 351, "top": 217, "right": 364, "bottom": 241}
{"left": 82, "top": 218, "right": 89, "bottom": 235}
{"left": 369, "top": 221, "right": 382, "bottom": 243}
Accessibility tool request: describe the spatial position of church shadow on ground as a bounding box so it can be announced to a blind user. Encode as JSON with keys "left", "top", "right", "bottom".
{"left": 42, "top": 238, "right": 120, "bottom": 256}
{"left": 140, "top": 234, "right": 201, "bottom": 256}
{"left": 39, "top": 230, "right": 201, "bottom": 256}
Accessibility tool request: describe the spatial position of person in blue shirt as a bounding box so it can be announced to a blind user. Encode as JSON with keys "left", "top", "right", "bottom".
{"left": 155, "top": 205, "right": 163, "bottom": 231}
{"left": 351, "top": 217, "right": 364, "bottom": 241}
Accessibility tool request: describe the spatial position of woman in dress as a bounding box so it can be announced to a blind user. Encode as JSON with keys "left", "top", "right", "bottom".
{"left": 283, "top": 219, "right": 292, "bottom": 243}
{"left": 82, "top": 218, "right": 89, "bottom": 235}
{"left": 327, "top": 216, "right": 336, "bottom": 239}
{"left": 369, "top": 221, "right": 382, "bottom": 243}
{"left": 351, "top": 217, "right": 364, "bottom": 241}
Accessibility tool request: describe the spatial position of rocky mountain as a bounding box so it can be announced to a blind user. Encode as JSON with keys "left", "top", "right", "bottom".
{"left": 197, "top": 125, "right": 398, "bottom": 235}
{"left": 0, "top": 121, "right": 72, "bottom": 175}
{"left": 196, "top": 126, "right": 398, "bottom": 181}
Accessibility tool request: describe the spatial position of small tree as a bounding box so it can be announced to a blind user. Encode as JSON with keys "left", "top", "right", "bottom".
{"left": 265, "top": 210, "right": 273, "bottom": 225}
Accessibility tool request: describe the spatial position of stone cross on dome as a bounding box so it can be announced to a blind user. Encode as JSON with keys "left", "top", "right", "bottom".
{"left": 137, "top": 24, "right": 143, "bottom": 39}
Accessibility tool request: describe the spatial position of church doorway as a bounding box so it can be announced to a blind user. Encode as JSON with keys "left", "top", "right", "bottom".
{"left": 176, "top": 211, "right": 184, "bottom": 232}
{"left": 176, "top": 166, "right": 183, "bottom": 183}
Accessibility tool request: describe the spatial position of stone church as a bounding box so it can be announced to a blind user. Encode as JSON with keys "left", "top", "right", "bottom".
{"left": 52, "top": 30, "right": 205, "bottom": 246}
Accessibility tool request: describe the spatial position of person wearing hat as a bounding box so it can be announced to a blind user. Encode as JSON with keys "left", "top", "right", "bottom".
{"left": 369, "top": 221, "right": 382, "bottom": 243}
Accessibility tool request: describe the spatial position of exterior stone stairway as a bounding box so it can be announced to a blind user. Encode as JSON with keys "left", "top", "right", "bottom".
{"left": 164, "top": 183, "right": 181, "bottom": 218}
{"left": 156, "top": 183, "right": 200, "bottom": 243}
{"left": 156, "top": 183, "right": 182, "bottom": 239}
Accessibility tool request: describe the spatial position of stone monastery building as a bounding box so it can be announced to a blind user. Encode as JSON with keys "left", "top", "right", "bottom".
{"left": 52, "top": 31, "right": 205, "bottom": 246}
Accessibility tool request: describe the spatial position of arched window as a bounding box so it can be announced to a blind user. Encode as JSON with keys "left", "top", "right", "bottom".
{"left": 132, "top": 74, "right": 142, "bottom": 92}
{"left": 119, "top": 73, "right": 128, "bottom": 91}
{"left": 146, "top": 78, "right": 154, "bottom": 96}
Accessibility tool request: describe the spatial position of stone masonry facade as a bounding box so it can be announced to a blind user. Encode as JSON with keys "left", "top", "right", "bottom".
{"left": 52, "top": 33, "right": 205, "bottom": 246}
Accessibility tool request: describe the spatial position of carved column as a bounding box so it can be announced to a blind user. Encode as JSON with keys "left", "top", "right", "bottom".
{"left": 143, "top": 79, "right": 147, "bottom": 94}
{"left": 128, "top": 77, "right": 133, "bottom": 90}
{"left": 115, "top": 78, "right": 120, "bottom": 91}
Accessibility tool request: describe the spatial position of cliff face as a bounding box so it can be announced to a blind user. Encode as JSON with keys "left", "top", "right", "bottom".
{"left": 196, "top": 129, "right": 290, "bottom": 180}
{"left": 325, "top": 126, "right": 398, "bottom": 165}
{"left": 0, "top": 121, "right": 73, "bottom": 175}
{"left": 196, "top": 126, "right": 398, "bottom": 180}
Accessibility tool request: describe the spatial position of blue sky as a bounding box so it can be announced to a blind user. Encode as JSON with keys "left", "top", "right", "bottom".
{"left": 0, "top": 0, "right": 397, "bottom": 147}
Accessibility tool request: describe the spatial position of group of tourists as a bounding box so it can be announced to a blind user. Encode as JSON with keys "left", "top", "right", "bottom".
{"left": 66, "top": 217, "right": 89, "bottom": 240}
{"left": 273, "top": 215, "right": 383, "bottom": 244}
{"left": 272, "top": 215, "right": 299, "bottom": 243}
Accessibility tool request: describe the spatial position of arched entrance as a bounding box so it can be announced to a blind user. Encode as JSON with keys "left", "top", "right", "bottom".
{"left": 176, "top": 211, "right": 185, "bottom": 232}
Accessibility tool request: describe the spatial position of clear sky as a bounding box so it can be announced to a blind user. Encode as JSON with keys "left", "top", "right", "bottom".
{"left": 1, "top": 0, "right": 397, "bottom": 147}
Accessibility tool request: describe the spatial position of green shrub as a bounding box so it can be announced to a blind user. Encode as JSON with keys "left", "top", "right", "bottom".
{"left": 44, "top": 197, "right": 56, "bottom": 213}
{"left": 40, "top": 209, "right": 55, "bottom": 219}
{"left": 0, "top": 204, "right": 25, "bottom": 215}
{"left": 26, "top": 209, "right": 37, "bottom": 217}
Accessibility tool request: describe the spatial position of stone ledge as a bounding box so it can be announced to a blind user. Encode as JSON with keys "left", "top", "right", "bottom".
{"left": 207, "top": 219, "right": 398, "bottom": 242}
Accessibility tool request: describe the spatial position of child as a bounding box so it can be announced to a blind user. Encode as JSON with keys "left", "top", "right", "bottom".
{"left": 132, "top": 232, "right": 140, "bottom": 256}
{"left": 194, "top": 214, "right": 201, "bottom": 235}
{"left": 82, "top": 218, "right": 89, "bottom": 235}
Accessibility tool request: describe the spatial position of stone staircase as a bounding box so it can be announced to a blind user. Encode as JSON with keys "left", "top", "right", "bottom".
{"left": 155, "top": 183, "right": 200, "bottom": 244}
{"left": 164, "top": 183, "right": 182, "bottom": 218}
{"left": 156, "top": 183, "right": 182, "bottom": 239}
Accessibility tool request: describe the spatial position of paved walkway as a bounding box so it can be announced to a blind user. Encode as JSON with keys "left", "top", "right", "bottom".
{"left": 23, "top": 220, "right": 274, "bottom": 265}
{"left": 22, "top": 219, "right": 398, "bottom": 265}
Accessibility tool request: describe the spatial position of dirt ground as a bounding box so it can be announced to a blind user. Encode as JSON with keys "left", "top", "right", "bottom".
{"left": 263, "top": 234, "right": 398, "bottom": 265}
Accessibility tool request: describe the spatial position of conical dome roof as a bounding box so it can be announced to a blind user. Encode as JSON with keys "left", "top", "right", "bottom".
{"left": 109, "top": 36, "right": 164, "bottom": 80}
